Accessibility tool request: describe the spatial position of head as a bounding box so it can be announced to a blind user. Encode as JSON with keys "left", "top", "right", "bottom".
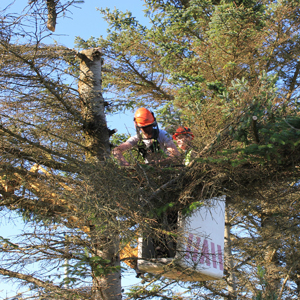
{"left": 173, "top": 127, "right": 194, "bottom": 150}
{"left": 134, "top": 108, "right": 157, "bottom": 139}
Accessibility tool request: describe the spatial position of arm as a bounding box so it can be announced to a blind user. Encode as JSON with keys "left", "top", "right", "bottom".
{"left": 112, "top": 142, "right": 133, "bottom": 166}
{"left": 164, "top": 140, "right": 182, "bottom": 165}
{"left": 147, "top": 140, "right": 181, "bottom": 166}
{"left": 158, "top": 130, "right": 180, "bottom": 157}
{"left": 166, "top": 141, "right": 180, "bottom": 157}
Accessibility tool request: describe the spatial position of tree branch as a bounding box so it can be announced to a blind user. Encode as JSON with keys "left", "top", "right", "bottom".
{"left": 0, "top": 267, "right": 87, "bottom": 299}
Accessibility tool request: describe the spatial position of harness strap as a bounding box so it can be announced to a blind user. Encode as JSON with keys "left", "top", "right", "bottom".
{"left": 137, "top": 137, "right": 160, "bottom": 159}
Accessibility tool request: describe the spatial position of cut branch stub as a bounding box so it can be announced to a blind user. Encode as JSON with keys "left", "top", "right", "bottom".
{"left": 46, "top": 0, "right": 57, "bottom": 32}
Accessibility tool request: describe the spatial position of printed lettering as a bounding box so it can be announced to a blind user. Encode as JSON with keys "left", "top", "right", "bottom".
{"left": 217, "top": 244, "right": 223, "bottom": 271}
{"left": 192, "top": 237, "right": 201, "bottom": 262}
{"left": 211, "top": 242, "right": 217, "bottom": 269}
{"left": 200, "top": 239, "right": 210, "bottom": 266}
{"left": 185, "top": 234, "right": 194, "bottom": 259}
{"left": 185, "top": 235, "right": 223, "bottom": 271}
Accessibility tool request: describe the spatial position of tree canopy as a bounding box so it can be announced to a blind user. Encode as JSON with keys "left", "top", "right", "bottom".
{"left": 78, "top": 0, "right": 300, "bottom": 298}
{"left": 1, "top": 0, "right": 300, "bottom": 299}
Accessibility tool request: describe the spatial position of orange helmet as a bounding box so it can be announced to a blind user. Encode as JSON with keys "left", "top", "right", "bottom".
{"left": 134, "top": 108, "right": 156, "bottom": 127}
{"left": 172, "top": 126, "right": 194, "bottom": 140}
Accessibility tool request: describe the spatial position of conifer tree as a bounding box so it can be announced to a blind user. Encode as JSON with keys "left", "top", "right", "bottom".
{"left": 76, "top": 0, "right": 300, "bottom": 298}
{"left": 2, "top": 0, "right": 300, "bottom": 299}
{"left": 0, "top": 2, "right": 134, "bottom": 299}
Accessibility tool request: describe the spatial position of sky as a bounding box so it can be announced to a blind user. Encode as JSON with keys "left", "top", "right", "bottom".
{"left": 49, "top": 0, "right": 151, "bottom": 136}
{"left": 0, "top": 0, "right": 150, "bottom": 297}
{"left": 2, "top": 0, "right": 151, "bottom": 136}
{"left": 52, "top": 0, "right": 150, "bottom": 136}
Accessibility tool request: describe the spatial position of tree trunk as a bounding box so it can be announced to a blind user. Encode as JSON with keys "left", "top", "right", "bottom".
{"left": 92, "top": 237, "right": 122, "bottom": 300}
{"left": 78, "top": 48, "right": 121, "bottom": 300}
{"left": 78, "top": 48, "right": 110, "bottom": 161}
{"left": 224, "top": 203, "right": 237, "bottom": 299}
{"left": 261, "top": 210, "right": 280, "bottom": 298}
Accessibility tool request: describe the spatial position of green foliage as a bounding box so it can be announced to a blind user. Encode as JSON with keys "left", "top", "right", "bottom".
{"left": 220, "top": 117, "right": 300, "bottom": 165}
{"left": 156, "top": 102, "right": 191, "bottom": 134}
{"left": 207, "top": 80, "right": 227, "bottom": 94}
{"left": 62, "top": 247, "right": 122, "bottom": 285}
{"left": 182, "top": 201, "right": 203, "bottom": 216}
{"left": 201, "top": 71, "right": 300, "bottom": 165}
{"left": 252, "top": 266, "right": 278, "bottom": 300}
{"left": 97, "top": 8, "right": 144, "bottom": 33}
{"left": 110, "top": 133, "right": 130, "bottom": 147}
{"left": 155, "top": 201, "right": 175, "bottom": 216}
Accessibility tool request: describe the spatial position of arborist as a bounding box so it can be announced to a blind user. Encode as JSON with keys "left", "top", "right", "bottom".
{"left": 113, "top": 108, "right": 180, "bottom": 166}
{"left": 172, "top": 126, "right": 195, "bottom": 166}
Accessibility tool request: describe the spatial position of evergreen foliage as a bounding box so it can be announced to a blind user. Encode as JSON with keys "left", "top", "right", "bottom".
{"left": 75, "top": 0, "right": 300, "bottom": 298}
{"left": 1, "top": 0, "right": 300, "bottom": 299}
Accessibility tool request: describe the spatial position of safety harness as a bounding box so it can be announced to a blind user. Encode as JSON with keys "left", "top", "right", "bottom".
{"left": 137, "top": 127, "right": 160, "bottom": 160}
{"left": 134, "top": 109, "right": 162, "bottom": 161}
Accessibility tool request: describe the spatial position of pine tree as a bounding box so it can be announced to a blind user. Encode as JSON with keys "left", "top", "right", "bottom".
{"left": 75, "top": 0, "right": 300, "bottom": 298}
{"left": 2, "top": 0, "right": 300, "bottom": 299}
{"left": 0, "top": 2, "right": 136, "bottom": 299}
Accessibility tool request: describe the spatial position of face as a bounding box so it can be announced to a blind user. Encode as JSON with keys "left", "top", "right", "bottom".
{"left": 176, "top": 134, "right": 192, "bottom": 150}
{"left": 140, "top": 125, "right": 153, "bottom": 138}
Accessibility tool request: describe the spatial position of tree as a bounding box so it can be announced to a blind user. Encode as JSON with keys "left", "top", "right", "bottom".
{"left": 2, "top": 0, "right": 300, "bottom": 299}
{"left": 75, "top": 0, "right": 300, "bottom": 298}
{"left": 0, "top": 2, "right": 141, "bottom": 299}
{"left": 28, "top": 0, "right": 85, "bottom": 32}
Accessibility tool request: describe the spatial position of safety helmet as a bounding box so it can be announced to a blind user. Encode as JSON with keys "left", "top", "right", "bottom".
{"left": 134, "top": 108, "right": 156, "bottom": 127}
{"left": 172, "top": 126, "right": 194, "bottom": 140}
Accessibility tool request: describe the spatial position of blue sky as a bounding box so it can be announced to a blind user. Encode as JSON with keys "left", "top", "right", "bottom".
{"left": 2, "top": 0, "right": 151, "bottom": 136}
{"left": 59, "top": 0, "right": 149, "bottom": 136}
{"left": 0, "top": 0, "right": 150, "bottom": 296}
{"left": 52, "top": 0, "right": 150, "bottom": 136}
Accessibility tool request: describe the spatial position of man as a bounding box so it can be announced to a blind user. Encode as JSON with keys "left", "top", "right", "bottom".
{"left": 113, "top": 108, "right": 180, "bottom": 166}
{"left": 114, "top": 109, "right": 181, "bottom": 274}
{"left": 172, "top": 126, "right": 195, "bottom": 166}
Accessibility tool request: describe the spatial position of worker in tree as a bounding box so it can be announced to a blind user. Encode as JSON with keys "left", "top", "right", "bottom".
{"left": 113, "top": 108, "right": 180, "bottom": 166}
{"left": 172, "top": 126, "right": 195, "bottom": 166}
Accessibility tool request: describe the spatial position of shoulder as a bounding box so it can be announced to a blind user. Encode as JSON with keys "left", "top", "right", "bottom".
{"left": 158, "top": 130, "right": 172, "bottom": 144}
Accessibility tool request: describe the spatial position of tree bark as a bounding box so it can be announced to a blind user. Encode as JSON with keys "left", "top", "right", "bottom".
{"left": 261, "top": 210, "right": 281, "bottom": 298}
{"left": 224, "top": 203, "right": 237, "bottom": 299}
{"left": 78, "top": 48, "right": 110, "bottom": 161}
{"left": 92, "top": 237, "right": 122, "bottom": 300}
{"left": 46, "top": 0, "right": 57, "bottom": 32}
{"left": 78, "top": 48, "right": 121, "bottom": 300}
